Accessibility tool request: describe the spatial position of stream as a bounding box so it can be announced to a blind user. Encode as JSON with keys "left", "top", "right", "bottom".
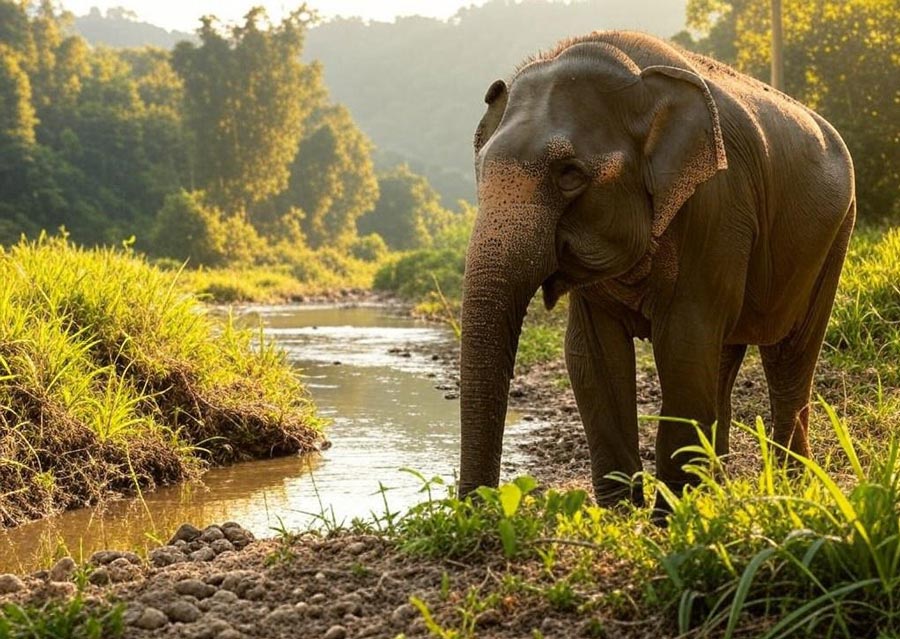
{"left": 0, "top": 305, "right": 536, "bottom": 573}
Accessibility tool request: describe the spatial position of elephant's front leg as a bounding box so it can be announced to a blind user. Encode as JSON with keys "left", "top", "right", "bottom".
{"left": 565, "top": 294, "right": 642, "bottom": 506}
{"left": 652, "top": 309, "right": 725, "bottom": 498}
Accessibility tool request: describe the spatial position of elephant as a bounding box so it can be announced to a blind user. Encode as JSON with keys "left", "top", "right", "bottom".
{"left": 459, "top": 31, "right": 855, "bottom": 509}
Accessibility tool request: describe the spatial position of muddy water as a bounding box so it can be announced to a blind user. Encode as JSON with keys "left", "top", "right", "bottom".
{"left": 0, "top": 305, "right": 534, "bottom": 573}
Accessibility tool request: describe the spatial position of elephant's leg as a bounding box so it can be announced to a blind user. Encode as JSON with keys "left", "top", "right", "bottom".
{"left": 715, "top": 344, "right": 748, "bottom": 456}
{"left": 760, "top": 208, "right": 855, "bottom": 457}
{"left": 565, "top": 294, "right": 642, "bottom": 506}
{"left": 652, "top": 302, "right": 729, "bottom": 491}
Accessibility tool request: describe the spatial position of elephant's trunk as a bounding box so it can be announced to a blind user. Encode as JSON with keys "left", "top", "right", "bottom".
{"left": 458, "top": 187, "right": 557, "bottom": 497}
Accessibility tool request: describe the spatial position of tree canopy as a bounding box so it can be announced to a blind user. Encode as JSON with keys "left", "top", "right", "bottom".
{"left": 678, "top": 0, "right": 899, "bottom": 219}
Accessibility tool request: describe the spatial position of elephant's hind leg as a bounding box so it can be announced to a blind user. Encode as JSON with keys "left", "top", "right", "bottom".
{"left": 761, "top": 204, "right": 856, "bottom": 456}
{"left": 716, "top": 344, "right": 748, "bottom": 456}
{"left": 565, "top": 295, "right": 642, "bottom": 505}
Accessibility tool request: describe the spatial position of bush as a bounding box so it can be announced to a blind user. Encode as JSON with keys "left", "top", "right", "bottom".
{"left": 373, "top": 248, "right": 465, "bottom": 301}
{"left": 349, "top": 233, "right": 388, "bottom": 262}
{"left": 150, "top": 190, "right": 267, "bottom": 267}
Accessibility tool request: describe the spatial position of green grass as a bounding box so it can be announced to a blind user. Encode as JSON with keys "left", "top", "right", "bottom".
{"left": 173, "top": 245, "right": 389, "bottom": 304}
{"left": 386, "top": 408, "right": 900, "bottom": 638}
{"left": 0, "top": 595, "right": 123, "bottom": 639}
{"left": 0, "top": 233, "right": 323, "bottom": 526}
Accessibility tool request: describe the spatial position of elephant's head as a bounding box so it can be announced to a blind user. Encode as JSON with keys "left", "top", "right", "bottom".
{"left": 458, "top": 40, "right": 727, "bottom": 496}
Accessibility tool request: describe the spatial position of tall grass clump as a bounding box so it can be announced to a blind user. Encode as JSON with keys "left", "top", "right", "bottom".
{"left": 0, "top": 234, "right": 323, "bottom": 527}
{"left": 826, "top": 227, "right": 900, "bottom": 384}
{"left": 653, "top": 409, "right": 900, "bottom": 638}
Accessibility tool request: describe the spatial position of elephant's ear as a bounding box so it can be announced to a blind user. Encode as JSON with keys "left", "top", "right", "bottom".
{"left": 640, "top": 65, "right": 728, "bottom": 238}
{"left": 474, "top": 79, "right": 508, "bottom": 153}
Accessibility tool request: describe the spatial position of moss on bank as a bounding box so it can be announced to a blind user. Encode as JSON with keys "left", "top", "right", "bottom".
{"left": 0, "top": 235, "right": 323, "bottom": 527}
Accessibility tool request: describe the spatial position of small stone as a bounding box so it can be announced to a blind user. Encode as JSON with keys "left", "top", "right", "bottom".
{"left": 306, "top": 604, "right": 324, "bottom": 618}
{"left": 149, "top": 546, "right": 186, "bottom": 567}
{"left": 88, "top": 567, "right": 110, "bottom": 585}
{"left": 324, "top": 625, "right": 347, "bottom": 639}
{"left": 46, "top": 582, "right": 77, "bottom": 598}
{"left": 164, "top": 600, "right": 202, "bottom": 623}
{"left": 200, "top": 526, "right": 225, "bottom": 543}
{"left": 205, "top": 573, "right": 226, "bottom": 586}
{"left": 0, "top": 574, "right": 26, "bottom": 594}
{"left": 295, "top": 602, "right": 309, "bottom": 613}
{"left": 49, "top": 557, "right": 76, "bottom": 582}
{"left": 122, "top": 604, "right": 144, "bottom": 626}
{"left": 218, "top": 630, "right": 242, "bottom": 639}
{"left": 169, "top": 523, "right": 202, "bottom": 545}
{"left": 309, "top": 593, "right": 327, "bottom": 605}
{"left": 222, "top": 527, "right": 253, "bottom": 549}
{"left": 210, "top": 589, "right": 239, "bottom": 604}
{"left": 245, "top": 585, "right": 266, "bottom": 601}
{"left": 221, "top": 571, "right": 257, "bottom": 595}
{"left": 391, "top": 603, "right": 416, "bottom": 624}
{"left": 314, "top": 571, "right": 326, "bottom": 581}
{"left": 331, "top": 600, "right": 362, "bottom": 617}
{"left": 134, "top": 607, "right": 169, "bottom": 629}
{"left": 175, "top": 579, "right": 216, "bottom": 599}
{"left": 476, "top": 609, "right": 501, "bottom": 626}
{"left": 108, "top": 557, "right": 133, "bottom": 570}
{"left": 346, "top": 541, "right": 367, "bottom": 556}
{"left": 190, "top": 546, "right": 217, "bottom": 562}
{"left": 210, "top": 539, "right": 235, "bottom": 555}
{"left": 266, "top": 604, "right": 299, "bottom": 624}
{"left": 444, "top": 392, "right": 459, "bottom": 400}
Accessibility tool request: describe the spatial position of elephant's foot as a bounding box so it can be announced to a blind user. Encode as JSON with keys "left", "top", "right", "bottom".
{"left": 594, "top": 476, "right": 645, "bottom": 509}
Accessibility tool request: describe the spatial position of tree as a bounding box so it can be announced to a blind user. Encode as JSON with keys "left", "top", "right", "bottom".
{"left": 172, "top": 7, "right": 323, "bottom": 211}
{"left": 271, "top": 104, "right": 379, "bottom": 248}
{"left": 684, "top": 0, "right": 900, "bottom": 219}
{"left": 357, "top": 165, "right": 452, "bottom": 250}
{"left": 0, "top": 44, "right": 36, "bottom": 145}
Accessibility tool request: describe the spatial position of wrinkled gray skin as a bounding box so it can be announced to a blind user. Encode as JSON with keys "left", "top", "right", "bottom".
{"left": 459, "top": 31, "right": 855, "bottom": 507}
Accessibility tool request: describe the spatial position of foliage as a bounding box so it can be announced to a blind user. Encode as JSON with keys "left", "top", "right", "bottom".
{"left": 681, "top": 0, "right": 900, "bottom": 220}
{"left": 0, "top": 233, "right": 323, "bottom": 526}
{"left": 172, "top": 6, "right": 321, "bottom": 211}
{"left": 270, "top": 105, "right": 379, "bottom": 248}
{"left": 150, "top": 190, "right": 266, "bottom": 267}
{"left": 0, "top": 1, "right": 412, "bottom": 271}
{"left": 391, "top": 407, "right": 900, "bottom": 638}
{"left": 357, "top": 164, "right": 453, "bottom": 251}
{"left": 0, "top": 594, "right": 124, "bottom": 639}
{"left": 825, "top": 227, "right": 900, "bottom": 384}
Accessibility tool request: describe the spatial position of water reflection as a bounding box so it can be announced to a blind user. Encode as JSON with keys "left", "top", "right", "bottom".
{"left": 0, "top": 305, "right": 532, "bottom": 572}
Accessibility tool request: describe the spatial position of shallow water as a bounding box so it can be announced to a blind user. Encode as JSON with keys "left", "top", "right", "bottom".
{"left": 0, "top": 305, "right": 535, "bottom": 573}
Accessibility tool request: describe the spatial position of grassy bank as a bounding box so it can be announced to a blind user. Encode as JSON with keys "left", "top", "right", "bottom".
{"left": 0, "top": 235, "right": 324, "bottom": 527}
{"left": 363, "top": 227, "right": 900, "bottom": 636}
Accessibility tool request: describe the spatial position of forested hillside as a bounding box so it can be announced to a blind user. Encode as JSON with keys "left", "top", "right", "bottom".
{"left": 71, "top": 0, "right": 689, "bottom": 205}
{"left": 1, "top": 1, "right": 461, "bottom": 279}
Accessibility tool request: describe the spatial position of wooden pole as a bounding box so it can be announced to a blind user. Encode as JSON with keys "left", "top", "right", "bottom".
{"left": 771, "top": 0, "right": 784, "bottom": 90}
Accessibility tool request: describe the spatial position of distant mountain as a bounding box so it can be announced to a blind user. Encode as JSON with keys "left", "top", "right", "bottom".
{"left": 72, "top": 0, "right": 688, "bottom": 204}
{"left": 73, "top": 7, "right": 196, "bottom": 49}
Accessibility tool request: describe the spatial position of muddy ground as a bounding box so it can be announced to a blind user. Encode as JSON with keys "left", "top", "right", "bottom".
{"left": 0, "top": 324, "right": 820, "bottom": 639}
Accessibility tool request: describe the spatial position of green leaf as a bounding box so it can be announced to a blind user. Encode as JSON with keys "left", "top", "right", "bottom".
{"left": 498, "top": 518, "right": 517, "bottom": 557}
{"left": 562, "top": 490, "right": 587, "bottom": 517}
{"left": 513, "top": 475, "right": 538, "bottom": 495}
{"left": 498, "top": 483, "right": 523, "bottom": 518}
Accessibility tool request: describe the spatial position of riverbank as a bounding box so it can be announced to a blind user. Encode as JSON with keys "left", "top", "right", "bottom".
{"left": 0, "top": 236, "right": 325, "bottom": 529}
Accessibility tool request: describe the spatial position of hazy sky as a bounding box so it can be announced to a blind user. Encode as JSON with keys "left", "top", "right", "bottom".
{"left": 65, "top": 1, "right": 491, "bottom": 31}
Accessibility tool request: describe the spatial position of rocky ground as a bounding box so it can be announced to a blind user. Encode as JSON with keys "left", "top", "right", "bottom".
{"left": 0, "top": 322, "right": 791, "bottom": 639}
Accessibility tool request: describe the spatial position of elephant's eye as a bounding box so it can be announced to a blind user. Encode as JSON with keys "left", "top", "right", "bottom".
{"left": 553, "top": 160, "right": 589, "bottom": 198}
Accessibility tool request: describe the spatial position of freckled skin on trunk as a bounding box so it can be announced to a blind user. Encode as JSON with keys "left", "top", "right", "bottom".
{"left": 458, "top": 159, "right": 559, "bottom": 496}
